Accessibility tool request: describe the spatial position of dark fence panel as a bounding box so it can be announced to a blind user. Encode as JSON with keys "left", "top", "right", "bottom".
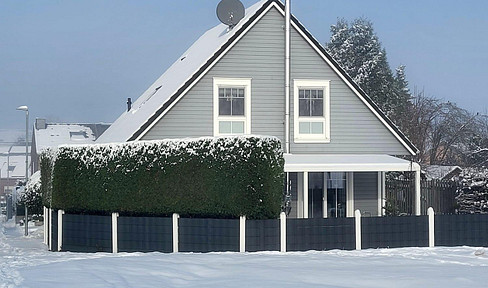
{"left": 246, "top": 219, "right": 280, "bottom": 252}
{"left": 62, "top": 214, "right": 112, "bottom": 253}
{"left": 421, "top": 180, "right": 457, "bottom": 215}
{"left": 362, "top": 216, "right": 428, "bottom": 248}
{"left": 287, "top": 218, "right": 355, "bottom": 251}
{"left": 50, "top": 211, "right": 58, "bottom": 251}
{"left": 179, "top": 218, "right": 239, "bottom": 253}
{"left": 435, "top": 214, "right": 488, "bottom": 247}
{"left": 118, "top": 216, "right": 172, "bottom": 253}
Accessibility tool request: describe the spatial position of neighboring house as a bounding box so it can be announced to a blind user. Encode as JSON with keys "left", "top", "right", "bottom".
{"left": 423, "top": 165, "right": 462, "bottom": 181}
{"left": 0, "top": 145, "right": 31, "bottom": 200}
{"left": 97, "top": 0, "right": 421, "bottom": 218}
{"left": 31, "top": 119, "right": 110, "bottom": 173}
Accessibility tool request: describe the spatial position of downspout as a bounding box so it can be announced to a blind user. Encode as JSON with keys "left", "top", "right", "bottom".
{"left": 284, "top": 0, "right": 292, "bottom": 215}
{"left": 285, "top": 0, "right": 291, "bottom": 154}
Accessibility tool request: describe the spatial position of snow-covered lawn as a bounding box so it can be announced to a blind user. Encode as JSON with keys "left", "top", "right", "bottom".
{"left": 1, "top": 220, "right": 488, "bottom": 288}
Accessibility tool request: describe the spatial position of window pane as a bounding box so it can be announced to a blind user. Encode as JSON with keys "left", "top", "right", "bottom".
{"left": 311, "top": 89, "right": 317, "bottom": 98}
{"left": 219, "top": 98, "right": 231, "bottom": 115}
{"left": 318, "top": 90, "right": 323, "bottom": 98}
{"left": 232, "top": 98, "right": 245, "bottom": 116}
{"left": 232, "top": 121, "right": 244, "bottom": 134}
{"left": 311, "top": 99, "right": 323, "bottom": 116}
{"left": 219, "top": 121, "right": 232, "bottom": 134}
{"left": 219, "top": 88, "right": 225, "bottom": 98}
{"left": 299, "top": 122, "right": 310, "bottom": 134}
{"left": 305, "top": 89, "right": 310, "bottom": 98}
{"left": 238, "top": 88, "right": 244, "bottom": 98}
{"left": 299, "top": 90, "right": 305, "bottom": 99}
{"left": 311, "top": 122, "right": 323, "bottom": 134}
{"left": 299, "top": 99, "right": 310, "bottom": 117}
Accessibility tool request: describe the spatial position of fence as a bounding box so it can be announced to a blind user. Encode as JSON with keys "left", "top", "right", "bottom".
{"left": 43, "top": 207, "right": 488, "bottom": 253}
{"left": 386, "top": 179, "right": 458, "bottom": 215}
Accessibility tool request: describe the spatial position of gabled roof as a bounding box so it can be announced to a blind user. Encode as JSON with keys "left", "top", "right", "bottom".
{"left": 97, "top": 0, "right": 418, "bottom": 155}
{"left": 34, "top": 123, "right": 110, "bottom": 153}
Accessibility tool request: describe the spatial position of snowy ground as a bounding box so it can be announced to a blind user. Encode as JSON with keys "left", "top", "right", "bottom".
{"left": 1, "top": 219, "right": 488, "bottom": 288}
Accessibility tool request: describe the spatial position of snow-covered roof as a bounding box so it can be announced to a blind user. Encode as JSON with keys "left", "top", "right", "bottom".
{"left": 34, "top": 123, "right": 109, "bottom": 153}
{"left": 423, "top": 165, "right": 462, "bottom": 181}
{"left": 0, "top": 154, "right": 30, "bottom": 178}
{"left": 96, "top": 0, "right": 268, "bottom": 143}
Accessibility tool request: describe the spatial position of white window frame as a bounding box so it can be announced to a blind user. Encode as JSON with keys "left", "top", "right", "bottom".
{"left": 293, "top": 79, "right": 330, "bottom": 143}
{"left": 213, "top": 77, "right": 252, "bottom": 136}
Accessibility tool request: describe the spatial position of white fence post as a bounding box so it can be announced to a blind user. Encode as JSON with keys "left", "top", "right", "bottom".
{"left": 355, "top": 209, "right": 361, "bottom": 251}
{"left": 280, "top": 212, "right": 286, "bottom": 252}
{"left": 112, "top": 212, "right": 119, "bottom": 253}
{"left": 428, "top": 207, "right": 435, "bottom": 248}
{"left": 49, "top": 208, "right": 53, "bottom": 250}
{"left": 43, "top": 207, "right": 47, "bottom": 245}
{"left": 240, "top": 215, "right": 246, "bottom": 253}
{"left": 173, "top": 213, "right": 179, "bottom": 253}
{"left": 57, "top": 210, "right": 65, "bottom": 252}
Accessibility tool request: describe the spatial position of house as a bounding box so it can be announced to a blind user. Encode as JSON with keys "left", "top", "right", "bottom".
{"left": 97, "top": 0, "right": 421, "bottom": 218}
{"left": 0, "top": 145, "right": 31, "bottom": 200}
{"left": 31, "top": 119, "right": 110, "bottom": 173}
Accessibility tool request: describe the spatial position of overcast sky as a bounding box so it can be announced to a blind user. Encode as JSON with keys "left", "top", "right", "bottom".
{"left": 1, "top": 0, "right": 487, "bottom": 132}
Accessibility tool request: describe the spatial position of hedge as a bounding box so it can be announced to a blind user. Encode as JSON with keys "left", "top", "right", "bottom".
{"left": 41, "top": 136, "right": 284, "bottom": 219}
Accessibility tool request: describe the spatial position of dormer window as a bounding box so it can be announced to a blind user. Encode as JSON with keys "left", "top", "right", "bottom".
{"left": 294, "top": 79, "right": 330, "bottom": 142}
{"left": 213, "top": 78, "right": 251, "bottom": 136}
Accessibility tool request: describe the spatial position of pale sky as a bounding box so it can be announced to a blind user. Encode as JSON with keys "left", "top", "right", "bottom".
{"left": 1, "top": 0, "right": 487, "bottom": 132}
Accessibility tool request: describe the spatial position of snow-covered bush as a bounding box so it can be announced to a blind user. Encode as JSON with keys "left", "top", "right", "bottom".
{"left": 18, "top": 171, "right": 43, "bottom": 218}
{"left": 456, "top": 167, "right": 488, "bottom": 214}
{"left": 41, "top": 136, "right": 284, "bottom": 219}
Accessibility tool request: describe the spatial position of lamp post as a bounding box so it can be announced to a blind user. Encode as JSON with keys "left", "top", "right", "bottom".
{"left": 16, "top": 105, "right": 29, "bottom": 236}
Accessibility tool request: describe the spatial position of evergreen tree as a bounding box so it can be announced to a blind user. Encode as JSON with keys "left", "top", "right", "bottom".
{"left": 325, "top": 18, "right": 410, "bottom": 119}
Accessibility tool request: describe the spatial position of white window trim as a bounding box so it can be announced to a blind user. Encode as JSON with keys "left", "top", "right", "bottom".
{"left": 213, "top": 77, "right": 252, "bottom": 136}
{"left": 293, "top": 79, "right": 331, "bottom": 143}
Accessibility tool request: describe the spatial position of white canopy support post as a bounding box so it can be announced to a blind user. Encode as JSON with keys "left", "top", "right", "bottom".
{"left": 414, "top": 163, "right": 421, "bottom": 216}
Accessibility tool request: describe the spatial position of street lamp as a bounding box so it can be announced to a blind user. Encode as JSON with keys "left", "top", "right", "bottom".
{"left": 16, "top": 105, "right": 29, "bottom": 236}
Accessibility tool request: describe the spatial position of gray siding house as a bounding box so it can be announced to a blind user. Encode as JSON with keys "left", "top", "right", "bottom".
{"left": 97, "top": 0, "right": 421, "bottom": 218}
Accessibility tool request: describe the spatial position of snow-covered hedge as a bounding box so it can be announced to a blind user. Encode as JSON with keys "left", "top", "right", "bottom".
{"left": 41, "top": 136, "right": 284, "bottom": 219}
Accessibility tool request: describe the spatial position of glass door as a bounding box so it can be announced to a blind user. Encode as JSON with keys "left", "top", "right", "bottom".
{"left": 327, "top": 172, "right": 346, "bottom": 218}
{"left": 308, "top": 172, "right": 324, "bottom": 218}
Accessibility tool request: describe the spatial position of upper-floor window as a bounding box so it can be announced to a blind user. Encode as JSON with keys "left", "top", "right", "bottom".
{"left": 294, "top": 79, "right": 330, "bottom": 142}
{"left": 213, "top": 78, "right": 251, "bottom": 136}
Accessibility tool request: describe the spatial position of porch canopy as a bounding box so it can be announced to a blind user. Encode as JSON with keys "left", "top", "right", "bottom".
{"left": 283, "top": 154, "right": 422, "bottom": 215}
{"left": 284, "top": 154, "right": 420, "bottom": 172}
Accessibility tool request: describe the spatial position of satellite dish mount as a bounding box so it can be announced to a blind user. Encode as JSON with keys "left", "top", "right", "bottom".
{"left": 217, "top": 0, "right": 245, "bottom": 29}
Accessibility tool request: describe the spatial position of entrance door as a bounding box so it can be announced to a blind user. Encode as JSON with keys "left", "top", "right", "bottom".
{"left": 327, "top": 172, "right": 347, "bottom": 218}
{"left": 308, "top": 172, "right": 324, "bottom": 218}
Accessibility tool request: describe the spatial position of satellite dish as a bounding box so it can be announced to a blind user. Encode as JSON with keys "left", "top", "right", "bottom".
{"left": 217, "top": 0, "right": 245, "bottom": 28}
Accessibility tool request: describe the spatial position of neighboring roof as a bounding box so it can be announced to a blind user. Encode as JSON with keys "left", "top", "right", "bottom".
{"left": 96, "top": 0, "right": 417, "bottom": 156}
{"left": 0, "top": 154, "right": 30, "bottom": 178}
{"left": 423, "top": 165, "right": 462, "bottom": 181}
{"left": 34, "top": 123, "right": 110, "bottom": 153}
{"left": 284, "top": 154, "right": 419, "bottom": 172}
